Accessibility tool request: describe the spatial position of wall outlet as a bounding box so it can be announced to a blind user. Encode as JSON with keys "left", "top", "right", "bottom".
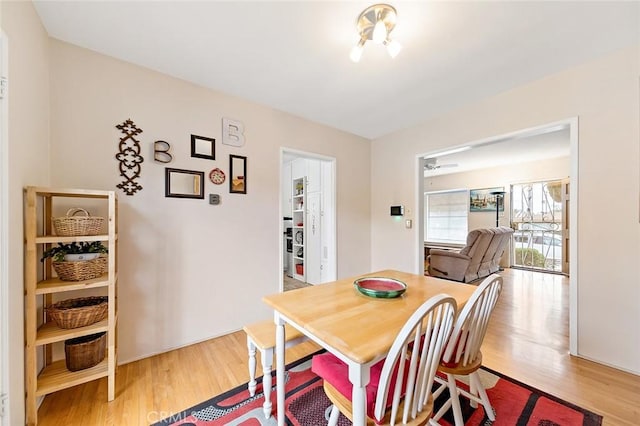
{"left": 209, "top": 194, "right": 220, "bottom": 205}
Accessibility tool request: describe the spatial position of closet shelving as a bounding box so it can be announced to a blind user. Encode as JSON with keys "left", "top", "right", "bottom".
{"left": 292, "top": 177, "right": 305, "bottom": 281}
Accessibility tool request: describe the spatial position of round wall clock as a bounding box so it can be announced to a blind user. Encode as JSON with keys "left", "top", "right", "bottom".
{"left": 209, "top": 168, "right": 225, "bottom": 185}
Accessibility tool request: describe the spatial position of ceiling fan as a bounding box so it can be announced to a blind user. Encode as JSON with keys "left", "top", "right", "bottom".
{"left": 424, "top": 157, "right": 458, "bottom": 171}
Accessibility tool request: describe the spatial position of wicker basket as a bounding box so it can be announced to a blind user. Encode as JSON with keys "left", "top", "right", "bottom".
{"left": 65, "top": 332, "right": 106, "bottom": 371}
{"left": 53, "top": 208, "right": 104, "bottom": 236}
{"left": 53, "top": 256, "right": 107, "bottom": 281}
{"left": 46, "top": 296, "right": 108, "bottom": 329}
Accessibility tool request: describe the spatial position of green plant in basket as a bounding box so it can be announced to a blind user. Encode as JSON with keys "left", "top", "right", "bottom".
{"left": 41, "top": 241, "right": 108, "bottom": 262}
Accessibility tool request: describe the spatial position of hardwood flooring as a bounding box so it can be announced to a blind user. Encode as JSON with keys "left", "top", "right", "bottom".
{"left": 37, "top": 269, "right": 639, "bottom": 425}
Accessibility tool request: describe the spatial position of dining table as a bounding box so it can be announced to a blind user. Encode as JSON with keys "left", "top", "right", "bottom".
{"left": 262, "top": 269, "right": 478, "bottom": 426}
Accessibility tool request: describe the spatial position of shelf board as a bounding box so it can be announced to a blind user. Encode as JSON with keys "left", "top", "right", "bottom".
{"left": 36, "top": 358, "right": 109, "bottom": 396}
{"left": 35, "top": 234, "right": 111, "bottom": 244}
{"left": 36, "top": 318, "right": 110, "bottom": 346}
{"left": 36, "top": 274, "right": 113, "bottom": 295}
{"left": 26, "top": 187, "right": 115, "bottom": 198}
{"left": 294, "top": 256, "right": 304, "bottom": 260}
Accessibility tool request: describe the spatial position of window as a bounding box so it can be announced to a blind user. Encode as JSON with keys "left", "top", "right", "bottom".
{"left": 424, "top": 190, "right": 468, "bottom": 244}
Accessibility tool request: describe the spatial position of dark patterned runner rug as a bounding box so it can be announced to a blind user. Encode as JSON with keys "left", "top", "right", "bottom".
{"left": 153, "top": 351, "right": 602, "bottom": 426}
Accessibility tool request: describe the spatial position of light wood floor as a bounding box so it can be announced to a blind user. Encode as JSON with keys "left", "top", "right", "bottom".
{"left": 37, "top": 268, "right": 639, "bottom": 425}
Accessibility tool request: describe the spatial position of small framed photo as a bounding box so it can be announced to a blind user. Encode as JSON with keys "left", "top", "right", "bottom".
{"left": 470, "top": 187, "right": 504, "bottom": 212}
{"left": 191, "top": 134, "right": 215, "bottom": 160}
{"left": 229, "top": 155, "right": 247, "bottom": 194}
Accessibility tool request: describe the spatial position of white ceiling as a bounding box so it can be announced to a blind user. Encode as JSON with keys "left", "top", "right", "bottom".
{"left": 423, "top": 126, "right": 570, "bottom": 177}
{"left": 33, "top": 1, "right": 639, "bottom": 141}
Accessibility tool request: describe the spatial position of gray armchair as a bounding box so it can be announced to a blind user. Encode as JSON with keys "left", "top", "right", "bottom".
{"left": 427, "top": 227, "right": 513, "bottom": 283}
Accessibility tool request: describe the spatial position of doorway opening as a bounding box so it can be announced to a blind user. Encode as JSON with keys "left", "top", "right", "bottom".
{"left": 416, "top": 118, "right": 578, "bottom": 354}
{"left": 280, "top": 149, "right": 337, "bottom": 292}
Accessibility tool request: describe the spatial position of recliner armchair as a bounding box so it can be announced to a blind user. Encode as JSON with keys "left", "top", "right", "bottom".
{"left": 427, "top": 227, "right": 513, "bottom": 283}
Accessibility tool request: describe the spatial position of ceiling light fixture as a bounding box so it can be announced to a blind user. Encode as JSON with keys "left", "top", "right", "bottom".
{"left": 350, "top": 3, "right": 402, "bottom": 63}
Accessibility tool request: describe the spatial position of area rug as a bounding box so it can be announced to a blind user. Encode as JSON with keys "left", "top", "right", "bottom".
{"left": 153, "top": 351, "right": 602, "bottom": 426}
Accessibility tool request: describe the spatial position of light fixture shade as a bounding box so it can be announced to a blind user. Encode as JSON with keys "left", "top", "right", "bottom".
{"left": 385, "top": 39, "right": 402, "bottom": 58}
{"left": 372, "top": 20, "right": 387, "bottom": 44}
{"left": 350, "top": 44, "right": 364, "bottom": 63}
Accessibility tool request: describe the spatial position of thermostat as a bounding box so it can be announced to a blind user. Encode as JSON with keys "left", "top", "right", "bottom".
{"left": 390, "top": 205, "right": 404, "bottom": 216}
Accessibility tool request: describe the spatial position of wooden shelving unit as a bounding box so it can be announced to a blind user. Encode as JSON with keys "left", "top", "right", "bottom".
{"left": 24, "top": 187, "right": 118, "bottom": 425}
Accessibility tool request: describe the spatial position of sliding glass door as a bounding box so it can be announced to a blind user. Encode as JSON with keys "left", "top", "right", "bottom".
{"left": 511, "top": 180, "right": 566, "bottom": 273}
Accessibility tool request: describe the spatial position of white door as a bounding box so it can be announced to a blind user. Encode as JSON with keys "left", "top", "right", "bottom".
{"left": 306, "top": 192, "right": 322, "bottom": 284}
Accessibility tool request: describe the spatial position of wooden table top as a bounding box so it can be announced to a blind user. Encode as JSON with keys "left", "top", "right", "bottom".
{"left": 263, "top": 269, "right": 476, "bottom": 365}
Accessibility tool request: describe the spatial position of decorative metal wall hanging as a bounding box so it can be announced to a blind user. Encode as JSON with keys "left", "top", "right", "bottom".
{"left": 115, "top": 119, "right": 144, "bottom": 195}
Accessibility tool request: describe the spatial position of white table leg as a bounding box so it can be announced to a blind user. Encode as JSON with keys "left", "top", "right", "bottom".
{"left": 275, "top": 317, "right": 286, "bottom": 426}
{"left": 348, "top": 363, "right": 370, "bottom": 426}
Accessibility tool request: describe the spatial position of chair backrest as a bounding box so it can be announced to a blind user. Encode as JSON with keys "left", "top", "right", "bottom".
{"left": 490, "top": 227, "right": 514, "bottom": 272}
{"left": 460, "top": 229, "right": 494, "bottom": 282}
{"left": 441, "top": 274, "right": 503, "bottom": 368}
{"left": 373, "top": 294, "right": 457, "bottom": 424}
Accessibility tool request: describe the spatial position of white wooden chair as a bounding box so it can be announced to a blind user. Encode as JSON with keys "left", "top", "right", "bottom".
{"left": 431, "top": 274, "right": 503, "bottom": 425}
{"left": 243, "top": 320, "right": 308, "bottom": 419}
{"left": 312, "top": 294, "right": 457, "bottom": 426}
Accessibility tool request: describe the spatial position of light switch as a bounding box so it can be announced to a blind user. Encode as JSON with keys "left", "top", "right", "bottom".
{"left": 209, "top": 194, "right": 220, "bottom": 205}
{"left": 405, "top": 219, "right": 412, "bottom": 229}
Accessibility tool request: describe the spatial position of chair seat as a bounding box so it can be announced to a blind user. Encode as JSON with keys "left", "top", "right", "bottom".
{"left": 312, "top": 352, "right": 385, "bottom": 420}
{"left": 439, "top": 352, "right": 483, "bottom": 376}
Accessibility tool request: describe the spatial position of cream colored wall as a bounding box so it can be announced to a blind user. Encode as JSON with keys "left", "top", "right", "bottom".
{"left": 425, "top": 156, "right": 571, "bottom": 232}
{"left": 1, "top": 2, "right": 51, "bottom": 424}
{"left": 48, "top": 39, "right": 371, "bottom": 363}
{"left": 372, "top": 46, "right": 640, "bottom": 374}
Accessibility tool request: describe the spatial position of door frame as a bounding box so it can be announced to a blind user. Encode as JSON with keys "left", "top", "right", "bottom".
{"left": 279, "top": 148, "right": 337, "bottom": 290}
{"left": 415, "top": 117, "right": 579, "bottom": 355}
{"left": 0, "top": 29, "right": 9, "bottom": 422}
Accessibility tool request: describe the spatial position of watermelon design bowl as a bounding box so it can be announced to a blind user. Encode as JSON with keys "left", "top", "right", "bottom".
{"left": 353, "top": 277, "right": 407, "bottom": 298}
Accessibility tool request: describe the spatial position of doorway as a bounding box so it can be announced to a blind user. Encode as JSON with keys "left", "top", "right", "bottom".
{"left": 280, "top": 149, "right": 337, "bottom": 291}
{"left": 416, "top": 118, "right": 578, "bottom": 354}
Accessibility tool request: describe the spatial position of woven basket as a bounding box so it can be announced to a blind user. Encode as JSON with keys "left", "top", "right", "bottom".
{"left": 53, "top": 256, "right": 107, "bottom": 281}
{"left": 53, "top": 208, "right": 104, "bottom": 236}
{"left": 65, "top": 332, "right": 107, "bottom": 371}
{"left": 46, "top": 296, "right": 108, "bottom": 329}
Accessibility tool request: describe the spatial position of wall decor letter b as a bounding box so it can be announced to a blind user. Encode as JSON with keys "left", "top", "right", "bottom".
{"left": 154, "top": 140, "right": 173, "bottom": 163}
{"left": 222, "top": 117, "right": 245, "bottom": 147}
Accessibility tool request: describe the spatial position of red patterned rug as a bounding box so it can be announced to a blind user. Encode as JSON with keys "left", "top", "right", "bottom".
{"left": 153, "top": 351, "right": 602, "bottom": 426}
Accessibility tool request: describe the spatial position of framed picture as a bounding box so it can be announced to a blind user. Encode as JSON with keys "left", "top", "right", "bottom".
{"left": 165, "top": 168, "right": 205, "bottom": 199}
{"left": 470, "top": 187, "right": 504, "bottom": 212}
{"left": 229, "top": 155, "right": 247, "bottom": 194}
{"left": 191, "top": 134, "right": 215, "bottom": 160}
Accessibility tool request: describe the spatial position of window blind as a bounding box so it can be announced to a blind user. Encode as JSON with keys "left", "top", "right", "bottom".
{"left": 425, "top": 190, "right": 468, "bottom": 244}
